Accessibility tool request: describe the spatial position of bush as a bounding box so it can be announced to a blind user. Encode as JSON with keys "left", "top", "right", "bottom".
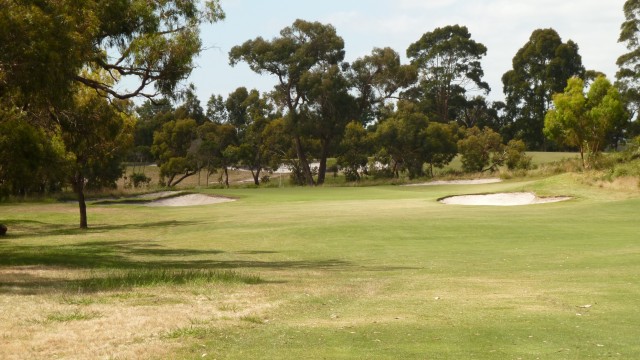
{"left": 128, "top": 173, "right": 151, "bottom": 188}
{"left": 504, "top": 140, "right": 532, "bottom": 170}
{"left": 288, "top": 162, "right": 318, "bottom": 186}
{"left": 458, "top": 127, "right": 503, "bottom": 172}
{"left": 343, "top": 167, "right": 360, "bottom": 182}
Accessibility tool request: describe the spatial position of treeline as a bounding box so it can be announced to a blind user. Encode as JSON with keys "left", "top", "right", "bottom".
{"left": 2, "top": 1, "right": 640, "bottom": 228}
{"left": 129, "top": 21, "right": 632, "bottom": 187}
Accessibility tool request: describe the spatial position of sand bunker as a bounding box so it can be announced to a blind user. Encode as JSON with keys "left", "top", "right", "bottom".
{"left": 134, "top": 191, "right": 185, "bottom": 200}
{"left": 145, "top": 194, "right": 235, "bottom": 207}
{"left": 406, "top": 178, "right": 502, "bottom": 186}
{"left": 440, "top": 192, "right": 571, "bottom": 206}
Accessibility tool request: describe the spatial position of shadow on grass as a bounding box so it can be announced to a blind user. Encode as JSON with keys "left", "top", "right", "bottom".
{"left": 0, "top": 219, "right": 416, "bottom": 295}
{"left": 2, "top": 220, "right": 202, "bottom": 239}
{"left": 0, "top": 268, "right": 268, "bottom": 295}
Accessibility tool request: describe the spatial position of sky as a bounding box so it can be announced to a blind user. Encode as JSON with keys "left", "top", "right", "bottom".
{"left": 185, "top": 0, "right": 627, "bottom": 105}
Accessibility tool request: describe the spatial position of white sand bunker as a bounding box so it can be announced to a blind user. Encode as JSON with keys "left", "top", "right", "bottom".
{"left": 440, "top": 192, "right": 571, "bottom": 206}
{"left": 407, "top": 178, "right": 502, "bottom": 186}
{"left": 134, "top": 191, "right": 184, "bottom": 200}
{"left": 146, "top": 194, "right": 235, "bottom": 207}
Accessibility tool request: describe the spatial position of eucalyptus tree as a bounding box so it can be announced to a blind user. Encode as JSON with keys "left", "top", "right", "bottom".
{"left": 222, "top": 88, "right": 279, "bottom": 185}
{"left": 348, "top": 47, "right": 417, "bottom": 124}
{"left": 174, "top": 85, "right": 206, "bottom": 125}
{"left": 617, "top": 0, "right": 640, "bottom": 132}
{"left": 229, "top": 19, "right": 345, "bottom": 186}
{"left": 544, "top": 76, "right": 627, "bottom": 168}
{"left": 303, "top": 64, "right": 359, "bottom": 185}
{"left": 406, "top": 25, "right": 489, "bottom": 123}
{"left": 151, "top": 118, "right": 201, "bottom": 187}
{"left": 374, "top": 101, "right": 429, "bottom": 178}
{"left": 1, "top": 0, "right": 224, "bottom": 111}
{"left": 197, "top": 121, "right": 237, "bottom": 187}
{"left": 502, "top": 28, "right": 584, "bottom": 149}
{"left": 457, "top": 127, "right": 504, "bottom": 173}
{"left": 0, "top": 112, "right": 66, "bottom": 198}
{"left": 337, "top": 121, "right": 371, "bottom": 181}
{"left": 59, "top": 72, "right": 136, "bottom": 229}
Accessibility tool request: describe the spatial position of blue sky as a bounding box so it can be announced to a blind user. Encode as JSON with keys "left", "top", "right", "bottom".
{"left": 184, "top": 0, "right": 626, "bottom": 104}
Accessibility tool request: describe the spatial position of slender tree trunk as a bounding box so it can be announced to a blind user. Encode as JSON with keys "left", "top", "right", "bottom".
{"left": 251, "top": 168, "right": 261, "bottom": 186}
{"left": 73, "top": 172, "right": 88, "bottom": 229}
{"left": 294, "top": 135, "right": 315, "bottom": 186}
{"left": 224, "top": 167, "right": 229, "bottom": 188}
{"left": 316, "top": 139, "right": 331, "bottom": 185}
{"left": 171, "top": 171, "right": 197, "bottom": 187}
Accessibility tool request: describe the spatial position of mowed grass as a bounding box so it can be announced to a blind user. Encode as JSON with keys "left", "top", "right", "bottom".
{"left": 1, "top": 174, "right": 639, "bottom": 359}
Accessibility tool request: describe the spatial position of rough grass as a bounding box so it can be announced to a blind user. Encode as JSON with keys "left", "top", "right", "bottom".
{"left": 1, "top": 174, "right": 639, "bottom": 359}
{"left": 73, "top": 269, "right": 263, "bottom": 291}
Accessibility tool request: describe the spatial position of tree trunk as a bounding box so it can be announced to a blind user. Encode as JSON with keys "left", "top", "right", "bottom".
{"left": 316, "top": 139, "right": 331, "bottom": 185}
{"left": 251, "top": 168, "right": 261, "bottom": 186}
{"left": 294, "top": 135, "right": 315, "bottom": 186}
{"left": 73, "top": 172, "right": 88, "bottom": 229}
{"left": 224, "top": 167, "right": 229, "bottom": 188}
{"left": 170, "top": 170, "right": 197, "bottom": 187}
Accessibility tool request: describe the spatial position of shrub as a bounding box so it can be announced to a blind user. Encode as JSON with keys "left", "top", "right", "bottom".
{"left": 343, "top": 167, "right": 360, "bottom": 182}
{"left": 504, "top": 140, "right": 532, "bottom": 170}
{"left": 129, "top": 173, "right": 151, "bottom": 188}
{"left": 458, "top": 127, "right": 503, "bottom": 172}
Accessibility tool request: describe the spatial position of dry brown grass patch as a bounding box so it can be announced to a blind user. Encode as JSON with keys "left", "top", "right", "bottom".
{"left": 0, "top": 266, "right": 274, "bottom": 360}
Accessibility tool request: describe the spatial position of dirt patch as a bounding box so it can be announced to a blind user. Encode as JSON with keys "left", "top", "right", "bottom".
{"left": 145, "top": 194, "right": 235, "bottom": 207}
{"left": 439, "top": 192, "right": 571, "bottom": 206}
{"left": 406, "top": 178, "right": 502, "bottom": 186}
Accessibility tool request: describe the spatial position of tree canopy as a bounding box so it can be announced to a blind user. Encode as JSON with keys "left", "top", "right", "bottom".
{"left": 229, "top": 19, "right": 346, "bottom": 186}
{"left": 617, "top": 0, "right": 640, "bottom": 126}
{"left": 544, "top": 76, "right": 627, "bottom": 168}
{"left": 502, "top": 28, "right": 585, "bottom": 150}
{"left": 407, "top": 25, "right": 489, "bottom": 123}
{"left": 0, "top": 0, "right": 224, "bottom": 109}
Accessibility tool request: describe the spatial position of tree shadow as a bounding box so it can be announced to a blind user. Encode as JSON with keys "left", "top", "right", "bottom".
{"left": 0, "top": 220, "right": 417, "bottom": 296}
{"left": 2, "top": 220, "right": 203, "bottom": 239}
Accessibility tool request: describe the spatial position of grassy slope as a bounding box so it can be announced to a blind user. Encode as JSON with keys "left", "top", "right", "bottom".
{"left": 1, "top": 175, "right": 639, "bottom": 359}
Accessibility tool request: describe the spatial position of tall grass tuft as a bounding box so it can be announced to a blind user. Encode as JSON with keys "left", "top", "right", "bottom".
{"left": 72, "top": 268, "right": 262, "bottom": 291}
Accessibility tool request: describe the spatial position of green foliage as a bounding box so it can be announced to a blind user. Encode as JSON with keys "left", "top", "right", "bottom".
{"left": 151, "top": 118, "right": 200, "bottom": 187}
{"left": 503, "top": 139, "right": 532, "bottom": 170}
{"left": 407, "top": 25, "right": 489, "bottom": 123}
{"left": 348, "top": 47, "right": 417, "bottom": 124}
{"left": 222, "top": 88, "right": 277, "bottom": 185}
{"left": 197, "top": 121, "right": 238, "bottom": 187}
{"left": 289, "top": 161, "right": 318, "bottom": 186}
{"left": 128, "top": 173, "right": 152, "bottom": 188}
{"left": 502, "top": 28, "right": 585, "bottom": 149}
{"left": 544, "top": 77, "right": 627, "bottom": 168}
{"left": 423, "top": 122, "right": 460, "bottom": 176}
{"left": 0, "top": 113, "right": 67, "bottom": 198}
{"left": 230, "top": 19, "right": 346, "bottom": 186}
{"left": 59, "top": 72, "right": 136, "bottom": 227}
{"left": 617, "top": 0, "right": 640, "bottom": 123}
{"left": 457, "top": 126, "right": 503, "bottom": 172}
{"left": 337, "top": 122, "right": 371, "bottom": 181}
{"left": 0, "top": 0, "right": 225, "bottom": 107}
{"left": 374, "top": 101, "right": 431, "bottom": 178}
